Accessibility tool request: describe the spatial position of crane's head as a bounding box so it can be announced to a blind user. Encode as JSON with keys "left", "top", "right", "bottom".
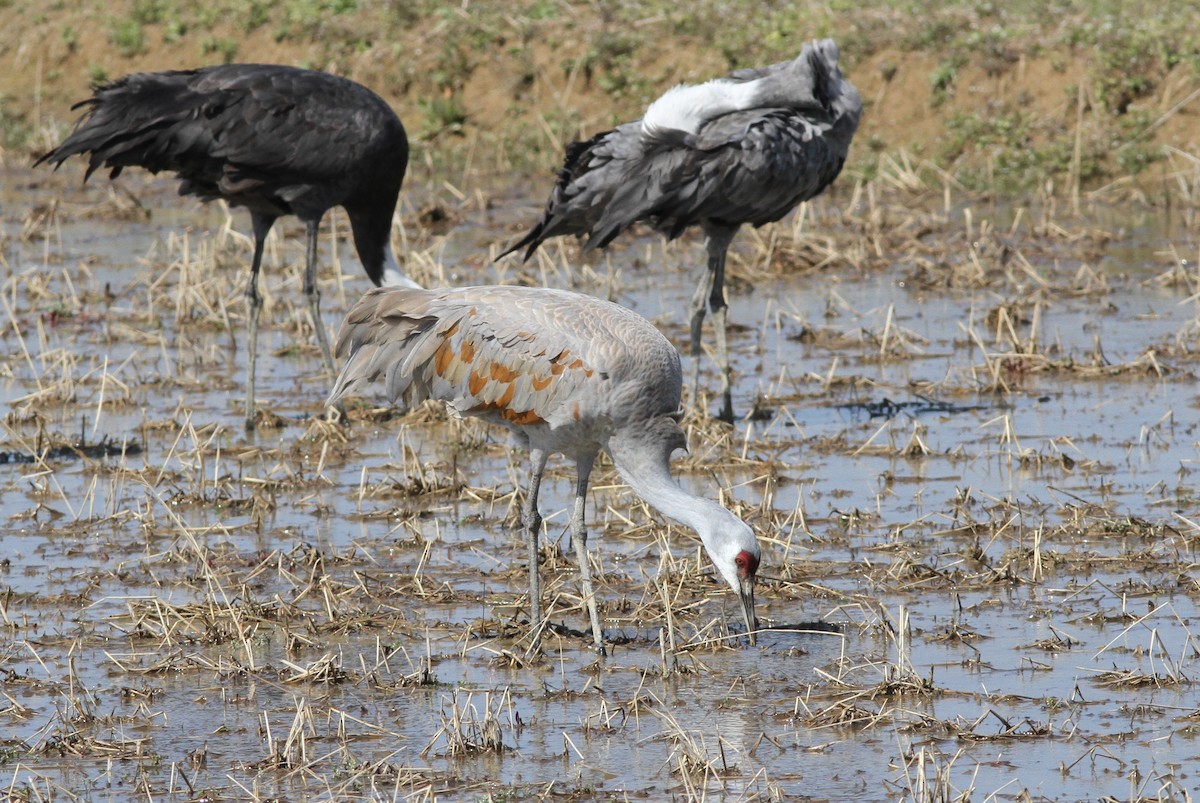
{"left": 732, "top": 38, "right": 861, "bottom": 138}
{"left": 703, "top": 515, "right": 760, "bottom": 646}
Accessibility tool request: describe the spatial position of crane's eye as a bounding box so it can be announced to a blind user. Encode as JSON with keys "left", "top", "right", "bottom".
{"left": 734, "top": 550, "right": 759, "bottom": 578}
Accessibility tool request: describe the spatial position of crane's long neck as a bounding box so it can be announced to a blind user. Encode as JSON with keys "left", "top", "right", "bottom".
{"left": 606, "top": 425, "right": 736, "bottom": 548}
{"left": 607, "top": 417, "right": 759, "bottom": 644}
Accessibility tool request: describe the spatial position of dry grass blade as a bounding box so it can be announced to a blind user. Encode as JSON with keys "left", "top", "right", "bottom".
{"left": 423, "top": 689, "right": 514, "bottom": 757}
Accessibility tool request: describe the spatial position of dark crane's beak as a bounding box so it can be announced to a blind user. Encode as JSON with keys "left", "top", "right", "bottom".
{"left": 738, "top": 577, "right": 757, "bottom": 646}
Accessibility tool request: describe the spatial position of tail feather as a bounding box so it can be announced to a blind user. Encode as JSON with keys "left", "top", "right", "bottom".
{"left": 34, "top": 70, "right": 210, "bottom": 181}
{"left": 327, "top": 287, "right": 439, "bottom": 408}
{"left": 495, "top": 133, "right": 609, "bottom": 263}
{"left": 494, "top": 219, "right": 547, "bottom": 263}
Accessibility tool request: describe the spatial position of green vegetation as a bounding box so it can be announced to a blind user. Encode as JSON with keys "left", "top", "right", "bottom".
{"left": 163, "top": 16, "right": 187, "bottom": 43}
{"left": 929, "top": 62, "right": 958, "bottom": 107}
{"left": 274, "top": 0, "right": 359, "bottom": 40}
{"left": 108, "top": 16, "right": 146, "bottom": 57}
{"left": 417, "top": 94, "right": 468, "bottom": 139}
{"left": 200, "top": 35, "right": 238, "bottom": 63}
{"left": 0, "top": 96, "right": 32, "bottom": 150}
{"left": 939, "top": 101, "right": 1115, "bottom": 194}
{"left": 60, "top": 24, "right": 77, "bottom": 52}
{"left": 130, "top": 0, "right": 165, "bottom": 25}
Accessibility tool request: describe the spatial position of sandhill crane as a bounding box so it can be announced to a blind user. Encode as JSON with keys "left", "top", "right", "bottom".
{"left": 327, "top": 285, "right": 760, "bottom": 651}
{"left": 35, "top": 63, "right": 416, "bottom": 429}
{"left": 499, "top": 39, "right": 861, "bottom": 422}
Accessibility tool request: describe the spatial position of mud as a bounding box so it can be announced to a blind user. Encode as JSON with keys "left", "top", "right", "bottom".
{"left": 0, "top": 165, "right": 1198, "bottom": 801}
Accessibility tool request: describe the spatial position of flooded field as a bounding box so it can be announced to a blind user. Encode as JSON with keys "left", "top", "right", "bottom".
{"left": 2, "top": 163, "right": 1199, "bottom": 801}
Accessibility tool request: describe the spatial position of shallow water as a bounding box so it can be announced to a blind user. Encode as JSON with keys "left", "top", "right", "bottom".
{"left": 1, "top": 166, "right": 1198, "bottom": 800}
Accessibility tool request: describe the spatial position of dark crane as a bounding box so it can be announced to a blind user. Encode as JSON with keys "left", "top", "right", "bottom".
{"left": 498, "top": 39, "right": 861, "bottom": 422}
{"left": 35, "top": 63, "right": 415, "bottom": 429}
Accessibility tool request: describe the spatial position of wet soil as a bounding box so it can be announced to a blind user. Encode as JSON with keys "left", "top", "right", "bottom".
{"left": 1, "top": 163, "right": 1198, "bottom": 801}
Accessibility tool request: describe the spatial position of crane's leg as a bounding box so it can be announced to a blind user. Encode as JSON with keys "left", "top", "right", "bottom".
{"left": 688, "top": 266, "right": 714, "bottom": 412}
{"left": 522, "top": 448, "right": 548, "bottom": 645}
{"left": 244, "top": 213, "right": 276, "bottom": 431}
{"left": 688, "top": 226, "right": 738, "bottom": 422}
{"left": 709, "top": 242, "right": 734, "bottom": 424}
{"left": 303, "top": 219, "right": 337, "bottom": 379}
{"left": 569, "top": 453, "right": 605, "bottom": 653}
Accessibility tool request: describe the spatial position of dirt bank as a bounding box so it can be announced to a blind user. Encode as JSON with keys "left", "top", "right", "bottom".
{"left": 2, "top": 1, "right": 1199, "bottom": 192}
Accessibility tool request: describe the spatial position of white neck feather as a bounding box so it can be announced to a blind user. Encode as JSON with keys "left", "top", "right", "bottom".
{"left": 606, "top": 429, "right": 744, "bottom": 558}
{"left": 381, "top": 245, "right": 421, "bottom": 289}
{"left": 642, "top": 78, "right": 762, "bottom": 135}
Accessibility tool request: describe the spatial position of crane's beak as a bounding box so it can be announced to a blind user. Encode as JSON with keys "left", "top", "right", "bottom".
{"left": 738, "top": 578, "right": 757, "bottom": 646}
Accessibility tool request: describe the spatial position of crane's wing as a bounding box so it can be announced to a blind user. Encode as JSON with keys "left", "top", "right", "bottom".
{"left": 35, "top": 65, "right": 403, "bottom": 201}
{"left": 494, "top": 122, "right": 643, "bottom": 261}
{"left": 34, "top": 68, "right": 210, "bottom": 180}
{"left": 642, "top": 108, "right": 852, "bottom": 235}
{"left": 189, "top": 65, "right": 404, "bottom": 194}
{"left": 328, "top": 286, "right": 681, "bottom": 428}
{"left": 498, "top": 39, "right": 860, "bottom": 261}
{"left": 499, "top": 106, "right": 850, "bottom": 260}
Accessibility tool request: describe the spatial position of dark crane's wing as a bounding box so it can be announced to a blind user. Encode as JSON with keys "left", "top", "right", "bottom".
{"left": 499, "top": 39, "right": 861, "bottom": 262}
{"left": 34, "top": 67, "right": 214, "bottom": 180}
{"left": 494, "top": 121, "right": 649, "bottom": 261}
{"left": 35, "top": 65, "right": 405, "bottom": 210}
{"left": 189, "top": 66, "right": 404, "bottom": 199}
{"left": 646, "top": 107, "right": 852, "bottom": 234}
{"left": 499, "top": 106, "right": 852, "bottom": 261}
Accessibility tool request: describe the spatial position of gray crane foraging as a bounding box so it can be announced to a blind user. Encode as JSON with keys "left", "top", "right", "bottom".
{"left": 499, "top": 39, "right": 861, "bottom": 422}
{"left": 35, "top": 63, "right": 416, "bottom": 429}
{"left": 327, "top": 285, "right": 761, "bottom": 651}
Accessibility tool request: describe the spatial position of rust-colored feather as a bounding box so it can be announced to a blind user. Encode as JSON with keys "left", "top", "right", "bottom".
{"left": 328, "top": 285, "right": 681, "bottom": 439}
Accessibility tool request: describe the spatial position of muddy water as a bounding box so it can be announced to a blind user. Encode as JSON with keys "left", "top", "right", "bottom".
{"left": 1, "top": 166, "right": 1198, "bottom": 801}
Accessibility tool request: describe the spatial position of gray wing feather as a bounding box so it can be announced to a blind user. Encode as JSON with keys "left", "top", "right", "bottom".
{"left": 328, "top": 286, "right": 683, "bottom": 429}
{"left": 327, "top": 287, "right": 437, "bottom": 405}
{"left": 574, "top": 108, "right": 849, "bottom": 244}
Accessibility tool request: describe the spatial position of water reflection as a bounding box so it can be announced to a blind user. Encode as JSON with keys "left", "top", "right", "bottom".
{"left": 1, "top": 167, "right": 1198, "bottom": 799}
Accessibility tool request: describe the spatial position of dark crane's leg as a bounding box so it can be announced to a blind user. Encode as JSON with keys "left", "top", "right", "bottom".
{"left": 244, "top": 212, "right": 277, "bottom": 430}
{"left": 569, "top": 452, "right": 605, "bottom": 653}
{"left": 689, "top": 225, "right": 738, "bottom": 422}
{"left": 303, "top": 219, "right": 337, "bottom": 379}
{"left": 522, "top": 447, "right": 548, "bottom": 648}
